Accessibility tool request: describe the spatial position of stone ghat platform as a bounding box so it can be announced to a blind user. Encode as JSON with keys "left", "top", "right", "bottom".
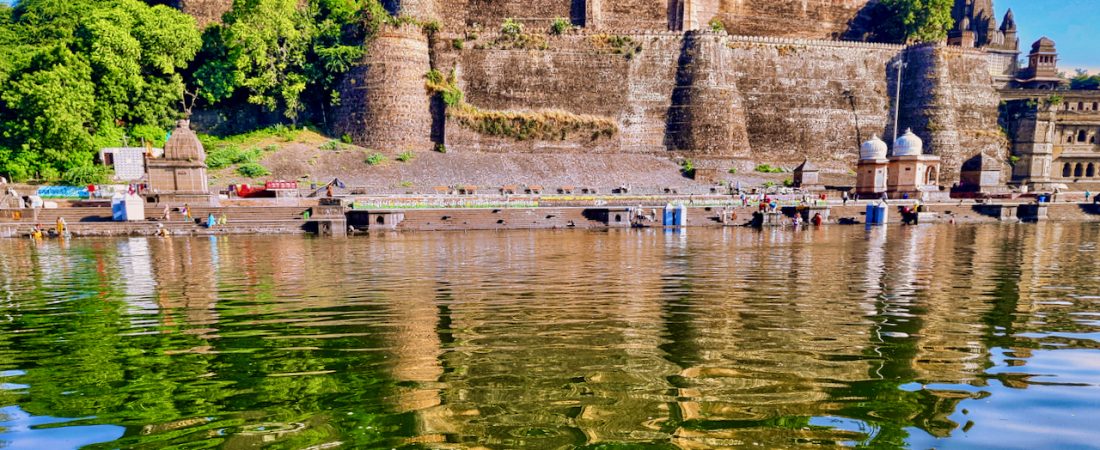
{"left": 4, "top": 200, "right": 1100, "bottom": 238}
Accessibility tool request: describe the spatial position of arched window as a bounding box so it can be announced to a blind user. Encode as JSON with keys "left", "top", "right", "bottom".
{"left": 1079, "top": 102, "right": 1085, "bottom": 111}
{"left": 1094, "top": 102, "right": 1099, "bottom": 111}
{"left": 1069, "top": 134, "right": 1075, "bottom": 143}
{"left": 926, "top": 167, "right": 937, "bottom": 185}
{"left": 1088, "top": 163, "right": 1095, "bottom": 178}
{"left": 1080, "top": 130, "right": 1088, "bottom": 142}
{"left": 1075, "top": 163, "right": 1084, "bottom": 178}
{"left": 1064, "top": 163, "right": 1073, "bottom": 178}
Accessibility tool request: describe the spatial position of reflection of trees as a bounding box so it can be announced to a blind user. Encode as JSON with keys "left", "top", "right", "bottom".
{"left": 1, "top": 224, "right": 1097, "bottom": 448}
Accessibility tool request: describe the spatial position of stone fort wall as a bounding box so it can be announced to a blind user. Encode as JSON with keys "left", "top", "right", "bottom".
{"left": 367, "top": 0, "right": 877, "bottom": 39}
{"left": 335, "top": 27, "right": 1004, "bottom": 182}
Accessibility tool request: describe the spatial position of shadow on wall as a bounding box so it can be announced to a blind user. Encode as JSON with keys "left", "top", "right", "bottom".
{"left": 382, "top": 0, "right": 400, "bottom": 15}
{"left": 664, "top": 32, "right": 697, "bottom": 152}
{"left": 841, "top": 1, "right": 890, "bottom": 42}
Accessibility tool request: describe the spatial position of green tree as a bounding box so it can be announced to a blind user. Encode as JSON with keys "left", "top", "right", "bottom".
{"left": 1070, "top": 69, "right": 1100, "bottom": 90}
{"left": 0, "top": 0, "right": 200, "bottom": 182}
{"left": 877, "top": 0, "right": 955, "bottom": 44}
{"left": 193, "top": 0, "right": 381, "bottom": 124}
{"left": 194, "top": 0, "right": 313, "bottom": 122}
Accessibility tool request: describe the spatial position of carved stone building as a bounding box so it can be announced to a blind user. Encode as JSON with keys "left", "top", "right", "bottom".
{"left": 1004, "top": 91, "right": 1100, "bottom": 189}
{"left": 147, "top": 120, "right": 212, "bottom": 203}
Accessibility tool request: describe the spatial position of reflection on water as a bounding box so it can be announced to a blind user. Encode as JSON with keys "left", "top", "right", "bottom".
{"left": 0, "top": 224, "right": 1098, "bottom": 449}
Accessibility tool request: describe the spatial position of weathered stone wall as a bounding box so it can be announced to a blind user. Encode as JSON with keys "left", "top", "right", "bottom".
{"left": 411, "top": 32, "right": 1002, "bottom": 183}
{"left": 174, "top": 0, "right": 881, "bottom": 37}
{"left": 724, "top": 36, "right": 901, "bottom": 167}
{"left": 440, "top": 32, "right": 674, "bottom": 154}
{"left": 716, "top": 0, "right": 877, "bottom": 39}
{"left": 332, "top": 24, "right": 434, "bottom": 152}
{"left": 896, "top": 45, "right": 1006, "bottom": 183}
{"left": 436, "top": 32, "right": 907, "bottom": 172}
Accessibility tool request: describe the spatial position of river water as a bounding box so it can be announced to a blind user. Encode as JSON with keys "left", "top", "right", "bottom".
{"left": 0, "top": 224, "right": 1097, "bottom": 449}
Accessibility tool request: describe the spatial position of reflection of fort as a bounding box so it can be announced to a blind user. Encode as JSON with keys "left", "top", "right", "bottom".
{"left": 2, "top": 223, "right": 1096, "bottom": 448}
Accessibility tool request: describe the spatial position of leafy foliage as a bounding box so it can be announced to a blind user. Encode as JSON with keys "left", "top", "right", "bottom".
{"left": 191, "top": 0, "right": 402, "bottom": 124}
{"left": 874, "top": 0, "right": 955, "bottom": 44}
{"left": 0, "top": 0, "right": 201, "bottom": 182}
{"left": 1071, "top": 70, "right": 1100, "bottom": 90}
{"left": 425, "top": 69, "right": 464, "bottom": 107}
{"left": 396, "top": 151, "right": 414, "bottom": 162}
{"left": 364, "top": 152, "right": 386, "bottom": 166}
{"left": 754, "top": 164, "right": 786, "bottom": 173}
{"left": 236, "top": 162, "right": 271, "bottom": 178}
{"left": 550, "top": 18, "right": 572, "bottom": 35}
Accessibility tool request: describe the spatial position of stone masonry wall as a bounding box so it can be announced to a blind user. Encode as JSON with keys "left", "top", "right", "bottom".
{"left": 724, "top": 37, "right": 902, "bottom": 167}
{"left": 437, "top": 32, "right": 910, "bottom": 173}
{"left": 717, "top": 0, "right": 878, "bottom": 39}
{"left": 896, "top": 45, "right": 1006, "bottom": 183}
{"left": 332, "top": 24, "right": 434, "bottom": 153}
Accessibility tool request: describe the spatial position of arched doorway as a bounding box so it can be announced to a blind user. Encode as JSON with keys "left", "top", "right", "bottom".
{"left": 925, "top": 166, "right": 937, "bottom": 186}
{"left": 1075, "top": 163, "right": 1084, "bottom": 178}
{"left": 1064, "top": 163, "right": 1073, "bottom": 178}
{"left": 1088, "top": 163, "right": 1096, "bottom": 178}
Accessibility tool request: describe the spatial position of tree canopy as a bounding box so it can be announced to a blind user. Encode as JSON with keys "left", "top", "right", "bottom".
{"left": 875, "top": 0, "right": 956, "bottom": 44}
{"left": 1070, "top": 70, "right": 1100, "bottom": 90}
{"left": 0, "top": 0, "right": 201, "bottom": 183}
{"left": 192, "top": 0, "right": 384, "bottom": 124}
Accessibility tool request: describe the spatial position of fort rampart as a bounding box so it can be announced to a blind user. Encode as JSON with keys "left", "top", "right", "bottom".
{"left": 334, "top": 25, "right": 1004, "bottom": 182}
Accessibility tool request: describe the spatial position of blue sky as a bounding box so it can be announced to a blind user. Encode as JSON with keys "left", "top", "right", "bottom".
{"left": 999, "top": 0, "right": 1099, "bottom": 73}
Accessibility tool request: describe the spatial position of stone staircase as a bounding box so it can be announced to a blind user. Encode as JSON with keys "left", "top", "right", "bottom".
{"left": 3, "top": 205, "right": 313, "bottom": 237}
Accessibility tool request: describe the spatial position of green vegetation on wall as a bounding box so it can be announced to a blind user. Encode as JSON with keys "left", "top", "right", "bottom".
{"left": 426, "top": 68, "right": 617, "bottom": 142}
{"left": 449, "top": 103, "right": 617, "bottom": 142}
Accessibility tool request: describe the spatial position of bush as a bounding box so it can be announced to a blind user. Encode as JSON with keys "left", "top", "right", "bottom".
{"left": 501, "top": 18, "right": 524, "bottom": 37}
{"left": 783, "top": 178, "right": 794, "bottom": 187}
{"left": 435, "top": 143, "right": 448, "bottom": 153}
{"left": 236, "top": 163, "right": 270, "bottom": 178}
{"left": 709, "top": 18, "right": 726, "bottom": 33}
{"left": 452, "top": 38, "right": 465, "bottom": 50}
{"left": 681, "top": 159, "right": 695, "bottom": 175}
{"left": 425, "top": 69, "right": 464, "bottom": 107}
{"left": 396, "top": 151, "right": 414, "bottom": 162}
{"left": 320, "top": 140, "right": 341, "bottom": 151}
{"left": 340, "top": 134, "right": 353, "bottom": 144}
{"left": 62, "top": 164, "right": 112, "bottom": 185}
{"left": 207, "top": 146, "right": 262, "bottom": 170}
{"left": 365, "top": 152, "right": 386, "bottom": 166}
{"left": 728, "top": 168, "right": 737, "bottom": 175}
{"left": 754, "top": 164, "right": 785, "bottom": 173}
{"left": 550, "top": 18, "right": 572, "bottom": 35}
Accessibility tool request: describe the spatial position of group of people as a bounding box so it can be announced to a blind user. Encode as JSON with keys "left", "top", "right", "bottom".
{"left": 27, "top": 217, "right": 68, "bottom": 240}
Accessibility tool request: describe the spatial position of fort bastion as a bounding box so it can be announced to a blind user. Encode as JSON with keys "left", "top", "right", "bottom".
{"left": 180, "top": 0, "right": 1039, "bottom": 186}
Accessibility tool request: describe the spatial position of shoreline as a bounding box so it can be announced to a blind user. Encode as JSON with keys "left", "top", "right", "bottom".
{"left": 3, "top": 198, "right": 1099, "bottom": 239}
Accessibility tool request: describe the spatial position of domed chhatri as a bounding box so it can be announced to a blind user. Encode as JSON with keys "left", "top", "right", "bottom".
{"left": 892, "top": 128, "right": 923, "bottom": 157}
{"left": 860, "top": 134, "right": 888, "bottom": 161}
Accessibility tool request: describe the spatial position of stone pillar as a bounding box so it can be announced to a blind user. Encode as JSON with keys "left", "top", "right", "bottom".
{"left": 1012, "top": 109, "right": 1056, "bottom": 190}
{"left": 586, "top": 0, "right": 603, "bottom": 30}
{"left": 332, "top": 24, "right": 433, "bottom": 152}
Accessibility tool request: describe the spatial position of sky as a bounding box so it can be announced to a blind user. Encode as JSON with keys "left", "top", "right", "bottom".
{"left": 998, "top": 0, "right": 1099, "bottom": 74}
